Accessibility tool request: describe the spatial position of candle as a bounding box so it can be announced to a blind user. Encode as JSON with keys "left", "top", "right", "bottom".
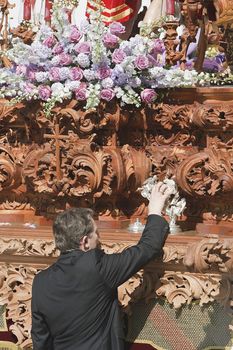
{"left": 166, "top": 0, "right": 175, "bottom": 15}
{"left": 45, "top": 0, "right": 53, "bottom": 22}
{"left": 23, "top": 0, "right": 31, "bottom": 21}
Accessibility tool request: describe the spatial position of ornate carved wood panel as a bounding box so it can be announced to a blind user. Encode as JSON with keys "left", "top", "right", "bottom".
{"left": 0, "top": 228, "right": 232, "bottom": 348}
{"left": 0, "top": 87, "right": 232, "bottom": 233}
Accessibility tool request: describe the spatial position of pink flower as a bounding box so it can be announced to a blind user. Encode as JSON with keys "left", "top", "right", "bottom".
{"left": 38, "top": 85, "right": 52, "bottom": 100}
{"left": 70, "top": 67, "right": 83, "bottom": 81}
{"left": 112, "top": 49, "right": 126, "bottom": 64}
{"left": 74, "top": 42, "right": 91, "bottom": 54}
{"left": 24, "top": 82, "right": 35, "bottom": 94}
{"left": 52, "top": 43, "right": 64, "bottom": 55}
{"left": 69, "top": 25, "right": 82, "bottom": 43}
{"left": 100, "top": 88, "right": 115, "bottom": 101}
{"left": 27, "top": 69, "right": 36, "bottom": 80}
{"left": 49, "top": 67, "right": 61, "bottom": 81}
{"left": 43, "top": 36, "right": 56, "bottom": 48}
{"left": 103, "top": 33, "right": 119, "bottom": 48}
{"left": 134, "top": 55, "right": 150, "bottom": 70}
{"left": 16, "top": 65, "right": 27, "bottom": 75}
{"left": 58, "top": 53, "right": 73, "bottom": 66}
{"left": 109, "top": 22, "right": 125, "bottom": 35}
{"left": 96, "top": 66, "right": 111, "bottom": 80}
{"left": 141, "top": 89, "right": 157, "bottom": 104}
{"left": 151, "top": 39, "right": 165, "bottom": 55}
{"left": 75, "top": 83, "right": 88, "bottom": 100}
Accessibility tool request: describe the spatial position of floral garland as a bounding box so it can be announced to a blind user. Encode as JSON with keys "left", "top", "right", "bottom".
{"left": 0, "top": 6, "right": 199, "bottom": 116}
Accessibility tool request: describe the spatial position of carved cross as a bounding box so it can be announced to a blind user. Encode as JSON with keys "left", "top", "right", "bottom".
{"left": 44, "top": 123, "right": 69, "bottom": 181}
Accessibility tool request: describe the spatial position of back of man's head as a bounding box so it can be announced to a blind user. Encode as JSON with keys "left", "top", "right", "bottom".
{"left": 53, "top": 208, "right": 94, "bottom": 253}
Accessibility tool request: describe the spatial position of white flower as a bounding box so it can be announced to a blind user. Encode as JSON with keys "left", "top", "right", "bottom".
{"left": 101, "top": 77, "right": 114, "bottom": 89}
{"left": 35, "top": 72, "right": 49, "bottom": 83}
{"left": 76, "top": 53, "right": 90, "bottom": 68}
{"left": 51, "top": 82, "right": 71, "bottom": 99}
{"left": 65, "top": 80, "right": 81, "bottom": 91}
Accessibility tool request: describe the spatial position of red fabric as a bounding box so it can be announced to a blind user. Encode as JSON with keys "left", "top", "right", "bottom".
{"left": 166, "top": 0, "right": 175, "bottom": 15}
{"left": 0, "top": 320, "right": 17, "bottom": 343}
{"left": 44, "top": 0, "right": 53, "bottom": 22}
{"left": 23, "top": 0, "right": 31, "bottom": 20}
{"left": 86, "top": 0, "right": 140, "bottom": 23}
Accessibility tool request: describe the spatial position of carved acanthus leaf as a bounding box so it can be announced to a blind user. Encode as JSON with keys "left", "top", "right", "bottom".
{"left": 183, "top": 238, "right": 233, "bottom": 272}
{"left": 152, "top": 105, "right": 192, "bottom": 130}
{"left": 192, "top": 103, "right": 233, "bottom": 129}
{"left": 0, "top": 238, "right": 58, "bottom": 256}
{"left": 176, "top": 148, "right": 233, "bottom": 196}
{"left": 0, "top": 264, "right": 38, "bottom": 347}
{"left": 156, "top": 272, "right": 227, "bottom": 309}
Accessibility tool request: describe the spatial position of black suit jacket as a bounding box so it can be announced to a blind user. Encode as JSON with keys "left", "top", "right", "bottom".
{"left": 31, "top": 215, "right": 169, "bottom": 350}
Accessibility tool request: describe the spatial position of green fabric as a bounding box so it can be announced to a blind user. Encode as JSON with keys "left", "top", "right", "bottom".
{"left": 0, "top": 307, "right": 7, "bottom": 332}
{"left": 126, "top": 299, "right": 233, "bottom": 350}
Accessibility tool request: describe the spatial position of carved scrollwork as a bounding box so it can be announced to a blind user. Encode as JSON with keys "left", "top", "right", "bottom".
{"left": 148, "top": 131, "right": 195, "bottom": 146}
{"left": 0, "top": 146, "right": 21, "bottom": 191}
{"left": 23, "top": 145, "right": 59, "bottom": 195}
{"left": 0, "top": 238, "right": 57, "bottom": 256}
{"left": 176, "top": 148, "right": 233, "bottom": 196}
{"left": 183, "top": 238, "right": 233, "bottom": 272}
{"left": 57, "top": 104, "right": 97, "bottom": 136}
{"left": 192, "top": 103, "right": 233, "bottom": 130}
{"left": 163, "top": 245, "right": 187, "bottom": 263}
{"left": 156, "top": 272, "right": 229, "bottom": 309}
{"left": 150, "top": 104, "right": 193, "bottom": 130}
{"left": 0, "top": 264, "right": 38, "bottom": 348}
{"left": 121, "top": 145, "right": 151, "bottom": 191}
{"left": 64, "top": 142, "right": 114, "bottom": 198}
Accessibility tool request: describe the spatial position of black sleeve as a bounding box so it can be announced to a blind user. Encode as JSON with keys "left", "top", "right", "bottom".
{"left": 95, "top": 214, "right": 169, "bottom": 289}
{"left": 31, "top": 276, "right": 54, "bottom": 350}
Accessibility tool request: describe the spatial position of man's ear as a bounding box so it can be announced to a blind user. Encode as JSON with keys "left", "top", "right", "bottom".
{"left": 79, "top": 235, "right": 89, "bottom": 251}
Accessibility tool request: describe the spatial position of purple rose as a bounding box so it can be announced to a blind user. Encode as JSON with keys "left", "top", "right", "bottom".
{"left": 52, "top": 43, "right": 64, "bottom": 55}
{"left": 109, "top": 22, "right": 125, "bottom": 35}
{"left": 24, "top": 82, "right": 35, "bottom": 94}
{"left": 134, "top": 55, "right": 150, "bottom": 70}
{"left": 96, "top": 66, "right": 111, "bottom": 80}
{"left": 27, "top": 69, "right": 36, "bottom": 80}
{"left": 100, "top": 88, "right": 115, "bottom": 102}
{"left": 74, "top": 42, "right": 91, "bottom": 54}
{"left": 112, "top": 49, "right": 126, "bottom": 64}
{"left": 49, "top": 67, "right": 61, "bottom": 81}
{"left": 151, "top": 39, "right": 165, "bottom": 55}
{"left": 103, "top": 33, "right": 119, "bottom": 48}
{"left": 69, "top": 25, "right": 82, "bottom": 43}
{"left": 16, "top": 65, "right": 27, "bottom": 75}
{"left": 58, "top": 53, "right": 73, "bottom": 66}
{"left": 38, "top": 85, "right": 52, "bottom": 101}
{"left": 141, "top": 89, "right": 157, "bottom": 104}
{"left": 43, "top": 36, "right": 56, "bottom": 48}
{"left": 70, "top": 67, "right": 83, "bottom": 81}
{"left": 75, "top": 83, "right": 88, "bottom": 100}
{"left": 202, "top": 58, "right": 220, "bottom": 73}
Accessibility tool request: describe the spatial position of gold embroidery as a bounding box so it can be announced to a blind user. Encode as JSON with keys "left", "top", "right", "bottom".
{"left": 101, "top": 8, "right": 133, "bottom": 22}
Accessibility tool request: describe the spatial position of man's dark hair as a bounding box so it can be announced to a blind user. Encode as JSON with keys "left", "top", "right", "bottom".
{"left": 53, "top": 208, "right": 94, "bottom": 253}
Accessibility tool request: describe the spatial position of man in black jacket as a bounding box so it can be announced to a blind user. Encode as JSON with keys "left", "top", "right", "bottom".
{"left": 31, "top": 182, "right": 171, "bottom": 350}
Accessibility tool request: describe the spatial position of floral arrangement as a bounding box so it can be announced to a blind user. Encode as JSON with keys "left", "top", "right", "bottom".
{"left": 0, "top": 5, "right": 200, "bottom": 115}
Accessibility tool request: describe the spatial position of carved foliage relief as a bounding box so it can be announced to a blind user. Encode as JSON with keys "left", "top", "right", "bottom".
{"left": 0, "top": 91, "right": 232, "bottom": 224}
{"left": 1, "top": 236, "right": 233, "bottom": 347}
